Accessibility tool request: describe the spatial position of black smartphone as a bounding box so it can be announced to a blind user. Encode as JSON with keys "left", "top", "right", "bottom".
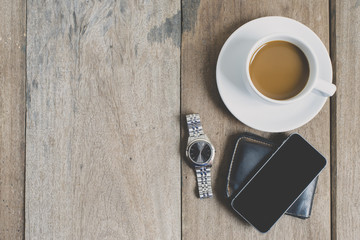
{"left": 231, "top": 134, "right": 326, "bottom": 233}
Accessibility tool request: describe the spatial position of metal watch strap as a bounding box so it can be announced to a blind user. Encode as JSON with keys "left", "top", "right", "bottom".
{"left": 186, "top": 113, "right": 213, "bottom": 199}
{"left": 195, "top": 166, "right": 213, "bottom": 199}
{"left": 186, "top": 114, "right": 204, "bottom": 137}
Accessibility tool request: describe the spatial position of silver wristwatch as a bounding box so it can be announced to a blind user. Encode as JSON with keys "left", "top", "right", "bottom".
{"left": 185, "top": 114, "right": 215, "bottom": 199}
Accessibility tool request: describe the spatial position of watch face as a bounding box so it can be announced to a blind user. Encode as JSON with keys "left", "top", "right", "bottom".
{"left": 189, "top": 140, "right": 213, "bottom": 164}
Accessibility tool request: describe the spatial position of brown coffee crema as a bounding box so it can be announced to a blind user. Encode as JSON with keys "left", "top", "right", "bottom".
{"left": 249, "top": 40, "right": 310, "bottom": 100}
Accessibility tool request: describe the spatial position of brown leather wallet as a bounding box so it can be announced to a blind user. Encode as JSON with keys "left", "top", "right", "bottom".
{"left": 226, "top": 132, "right": 318, "bottom": 219}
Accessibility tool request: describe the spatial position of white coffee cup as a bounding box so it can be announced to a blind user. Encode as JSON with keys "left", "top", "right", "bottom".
{"left": 244, "top": 33, "right": 336, "bottom": 104}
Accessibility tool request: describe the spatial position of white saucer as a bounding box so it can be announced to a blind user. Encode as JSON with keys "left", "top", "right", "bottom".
{"left": 216, "top": 16, "right": 332, "bottom": 132}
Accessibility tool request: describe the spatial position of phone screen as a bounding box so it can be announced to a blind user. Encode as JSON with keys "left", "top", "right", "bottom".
{"left": 231, "top": 134, "right": 326, "bottom": 233}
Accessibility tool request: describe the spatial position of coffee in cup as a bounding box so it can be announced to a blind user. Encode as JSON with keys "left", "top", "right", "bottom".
{"left": 249, "top": 41, "right": 309, "bottom": 100}
{"left": 245, "top": 34, "right": 336, "bottom": 104}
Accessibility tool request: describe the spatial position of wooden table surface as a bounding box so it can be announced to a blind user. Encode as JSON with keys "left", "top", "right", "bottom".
{"left": 1, "top": 0, "right": 359, "bottom": 239}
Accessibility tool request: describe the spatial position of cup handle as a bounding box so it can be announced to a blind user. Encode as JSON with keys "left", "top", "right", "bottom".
{"left": 313, "top": 79, "right": 336, "bottom": 97}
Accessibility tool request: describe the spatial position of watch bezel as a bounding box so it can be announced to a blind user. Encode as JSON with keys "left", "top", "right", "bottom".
{"left": 186, "top": 138, "right": 215, "bottom": 166}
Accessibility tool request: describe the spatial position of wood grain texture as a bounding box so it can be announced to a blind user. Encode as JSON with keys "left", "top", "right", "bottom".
{"left": 181, "top": 0, "right": 331, "bottom": 239}
{"left": 331, "top": 0, "right": 360, "bottom": 239}
{"left": 26, "top": 0, "right": 180, "bottom": 239}
{"left": 0, "top": 0, "right": 26, "bottom": 238}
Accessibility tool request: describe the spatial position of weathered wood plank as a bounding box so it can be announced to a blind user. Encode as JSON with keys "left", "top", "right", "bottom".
{"left": 26, "top": 1, "right": 180, "bottom": 239}
{"left": 0, "top": 0, "right": 26, "bottom": 239}
{"left": 181, "top": 0, "right": 331, "bottom": 239}
{"left": 331, "top": 0, "right": 360, "bottom": 239}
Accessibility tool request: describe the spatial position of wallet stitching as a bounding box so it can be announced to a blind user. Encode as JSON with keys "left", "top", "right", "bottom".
{"left": 286, "top": 212, "right": 308, "bottom": 218}
{"left": 227, "top": 136, "right": 273, "bottom": 197}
